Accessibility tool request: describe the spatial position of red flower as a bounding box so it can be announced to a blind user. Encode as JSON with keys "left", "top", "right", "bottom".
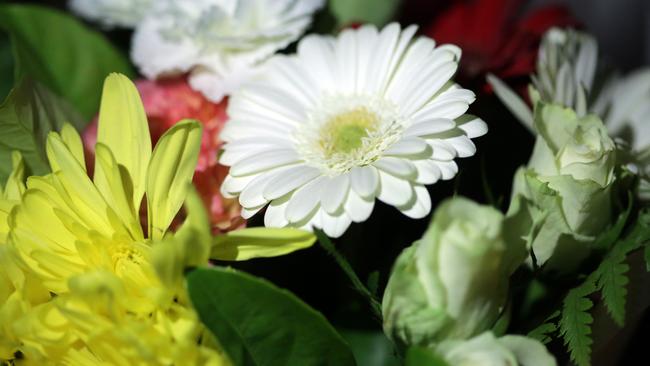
{"left": 83, "top": 77, "right": 244, "bottom": 234}
{"left": 425, "top": 0, "right": 576, "bottom": 91}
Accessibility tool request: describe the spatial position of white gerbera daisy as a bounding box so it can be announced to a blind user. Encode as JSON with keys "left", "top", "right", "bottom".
{"left": 219, "top": 23, "right": 488, "bottom": 238}
{"left": 131, "top": 0, "right": 324, "bottom": 102}
{"left": 69, "top": 0, "right": 152, "bottom": 28}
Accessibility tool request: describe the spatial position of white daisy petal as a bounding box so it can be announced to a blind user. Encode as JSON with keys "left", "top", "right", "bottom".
{"left": 457, "top": 116, "right": 489, "bottom": 138}
{"left": 413, "top": 160, "right": 442, "bottom": 184}
{"left": 263, "top": 166, "right": 321, "bottom": 200}
{"left": 374, "top": 157, "right": 417, "bottom": 180}
{"left": 321, "top": 174, "right": 350, "bottom": 214}
{"left": 264, "top": 193, "right": 292, "bottom": 228}
{"left": 320, "top": 210, "right": 352, "bottom": 238}
{"left": 377, "top": 170, "right": 414, "bottom": 206}
{"left": 241, "top": 204, "right": 265, "bottom": 219}
{"left": 398, "top": 185, "right": 432, "bottom": 219}
{"left": 446, "top": 135, "right": 477, "bottom": 158}
{"left": 384, "top": 137, "right": 431, "bottom": 157}
{"left": 429, "top": 140, "right": 457, "bottom": 161}
{"left": 435, "top": 161, "right": 460, "bottom": 180}
{"left": 221, "top": 174, "right": 256, "bottom": 197}
{"left": 230, "top": 149, "right": 301, "bottom": 177}
{"left": 403, "top": 118, "right": 456, "bottom": 138}
{"left": 351, "top": 166, "right": 380, "bottom": 199}
{"left": 238, "top": 172, "right": 278, "bottom": 208}
{"left": 345, "top": 190, "right": 375, "bottom": 223}
{"left": 286, "top": 177, "right": 327, "bottom": 223}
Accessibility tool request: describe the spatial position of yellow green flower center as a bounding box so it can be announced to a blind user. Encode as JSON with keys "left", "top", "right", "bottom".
{"left": 319, "top": 107, "right": 378, "bottom": 155}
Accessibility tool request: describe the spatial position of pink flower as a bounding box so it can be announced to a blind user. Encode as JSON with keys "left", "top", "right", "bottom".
{"left": 83, "top": 76, "right": 244, "bottom": 234}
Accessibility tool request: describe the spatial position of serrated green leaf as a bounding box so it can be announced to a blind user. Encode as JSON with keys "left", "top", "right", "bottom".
{"left": 0, "top": 79, "right": 82, "bottom": 182}
{"left": 187, "top": 267, "right": 355, "bottom": 366}
{"left": 595, "top": 250, "right": 629, "bottom": 326}
{"left": 0, "top": 4, "right": 134, "bottom": 120}
{"left": 591, "top": 194, "right": 633, "bottom": 251}
{"left": 559, "top": 283, "right": 596, "bottom": 366}
{"left": 527, "top": 310, "right": 560, "bottom": 345}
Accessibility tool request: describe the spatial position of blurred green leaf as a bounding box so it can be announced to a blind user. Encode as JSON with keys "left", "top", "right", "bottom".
{"left": 212, "top": 227, "right": 316, "bottom": 261}
{"left": 187, "top": 267, "right": 356, "bottom": 366}
{"left": 0, "top": 4, "right": 134, "bottom": 120}
{"left": 405, "top": 347, "right": 449, "bottom": 366}
{"left": 339, "top": 329, "right": 399, "bottom": 366}
{"left": 329, "top": 0, "right": 401, "bottom": 27}
{"left": 0, "top": 78, "right": 82, "bottom": 182}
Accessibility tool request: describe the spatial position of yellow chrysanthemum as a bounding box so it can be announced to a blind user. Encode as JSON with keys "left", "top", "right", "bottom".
{"left": 1, "top": 74, "right": 228, "bottom": 365}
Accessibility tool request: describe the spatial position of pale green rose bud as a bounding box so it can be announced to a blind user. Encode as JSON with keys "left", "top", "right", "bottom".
{"left": 382, "top": 197, "right": 525, "bottom": 348}
{"left": 508, "top": 103, "right": 616, "bottom": 271}
{"left": 434, "top": 332, "right": 557, "bottom": 366}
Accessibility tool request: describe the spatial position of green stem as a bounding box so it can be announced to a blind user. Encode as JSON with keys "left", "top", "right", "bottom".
{"left": 315, "top": 229, "right": 383, "bottom": 321}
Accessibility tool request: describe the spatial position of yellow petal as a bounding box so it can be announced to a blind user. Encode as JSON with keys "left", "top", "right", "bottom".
{"left": 146, "top": 119, "right": 202, "bottom": 240}
{"left": 3, "top": 151, "right": 26, "bottom": 200}
{"left": 94, "top": 143, "right": 144, "bottom": 240}
{"left": 211, "top": 228, "right": 316, "bottom": 261}
{"left": 60, "top": 123, "right": 86, "bottom": 172}
{"left": 96, "top": 73, "right": 151, "bottom": 213}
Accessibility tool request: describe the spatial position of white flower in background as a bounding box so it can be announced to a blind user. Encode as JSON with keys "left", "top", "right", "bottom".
{"left": 131, "top": 0, "right": 325, "bottom": 102}
{"left": 488, "top": 27, "right": 598, "bottom": 131}
{"left": 219, "top": 23, "right": 488, "bottom": 238}
{"left": 435, "top": 332, "right": 557, "bottom": 366}
{"left": 69, "top": 0, "right": 152, "bottom": 28}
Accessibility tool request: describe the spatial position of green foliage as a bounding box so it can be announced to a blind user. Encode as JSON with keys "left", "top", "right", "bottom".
{"left": 0, "top": 32, "right": 13, "bottom": 100}
{"left": 338, "top": 329, "right": 400, "bottom": 366}
{"left": 559, "top": 281, "right": 596, "bottom": 366}
{"left": 595, "top": 245, "right": 630, "bottom": 326}
{"left": 329, "top": 0, "right": 401, "bottom": 27}
{"left": 0, "top": 4, "right": 134, "bottom": 120}
{"left": 404, "top": 347, "right": 449, "bottom": 366}
{"left": 527, "top": 311, "right": 560, "bottom": 345}
{"left": 186, "top": 267, "right": 355, "bottom": 366}
{"left": 212, "top": 227, "right": 316, "bottom": 261}
{"left": 0, "top": 78, "right": 82, "bottom": 182}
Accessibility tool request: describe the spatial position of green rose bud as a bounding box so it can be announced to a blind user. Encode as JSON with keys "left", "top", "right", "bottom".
{"left": 508, "top": 103, "right": 616, "bottom": 271}
{"left": 435, "top": 332, "right": 556, "bottom": 366}
{"left": 382, "top": 197, "right": 525, "bottom": 348}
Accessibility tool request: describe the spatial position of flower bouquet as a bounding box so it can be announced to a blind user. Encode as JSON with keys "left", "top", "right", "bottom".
{"left": 0, "top": 0, "right": 648, "bottom": 365}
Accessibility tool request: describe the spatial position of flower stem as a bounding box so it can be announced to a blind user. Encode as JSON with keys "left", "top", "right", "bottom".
{"left": 315, "top": 229, "right": 383, "bottom": 322}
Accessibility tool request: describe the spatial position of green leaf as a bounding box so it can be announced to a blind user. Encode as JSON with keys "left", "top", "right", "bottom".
{"left": 0, "top": 78, "right": 82, "bottom": 183}
{"left": 338, "top": 329, "right": 400, "bottom": 366}
{"left": 212, "top": 227, "right": 316, "bottom": 261}
{"left": 591, "top": 194, "right": 632, "bottom": 251}
{"left": 404, "top": 347, "right": 449, "bottom": 366}
{"left": 186, "top": 267, "right": 356, "bottom": 366}
{"left": 559, "top": 282, "right": 596, "bottom": 366}
{"left": 329, "top": 0, "right": 401, "bottom": 27}
{"left": 595, "top": 249, "right": 629, "bottom": 326}
{"left": 0, "top": 4, "right": 134, "bottom": 120}
{"left": 645, "top": 244, "right": 650, "bottom": 272}
{"left": 527, "top": 311, "right": 560, "bottom": 345}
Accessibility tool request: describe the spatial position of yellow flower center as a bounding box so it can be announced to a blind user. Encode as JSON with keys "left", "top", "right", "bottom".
{"left": 319, "top": 107, "right": 378, "bottom": 156}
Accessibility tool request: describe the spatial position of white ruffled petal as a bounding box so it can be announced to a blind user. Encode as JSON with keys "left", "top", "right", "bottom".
{"left": 285, "top": 177, "right": 327, "bottom": 223}
{"left": 377, "top": 170, "right": 414, "bottom": 206}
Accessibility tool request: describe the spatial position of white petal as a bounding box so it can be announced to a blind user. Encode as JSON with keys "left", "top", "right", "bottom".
{"left": 238, "top": 171, "right": 278, "bottom": 208}
{"left": 220, "top": 138, "right": 293, "bottom": 166}
{"left": 403, "top": 118, "right": 456, "bottom": 138}
{"left": 241, "top": 204, "right": 265, "bottom": 219}
{"left": 321, "top": 174, "right": 350, "bottom": 214}
{"left": 457, "top": 117, "right": 488, "bottom": 138}
{"left": 435, "top": 161, "right": 459, "bottom": 180}
{"left": 263, "top": 166, "right": 321, "bottom": 200}
{"left": 429, "top": 140, "right": 457, "bottom": 160}
{"left": 374, "top": 157, "right": 417, "bottom": 180}
{"left": 384, "top": 137, "right": 431, "bottom": 157}
{"left": 285, "top": 177, "right": 327, "bottom": 223}
{"left": 264, "top": 193, "right": 292, "bottom": 228}
{"left": 344, "top": 190, "right": 375, "bottom": 223}
{"left": 398, "top": 185, "right": 431, "bottom": 219}
{"left": 445, "top": 136, "right": 477, "bottom": 157}
{"left": 413, "top": 160, "right": 442, "bottom": 184}
{"left": 221, "top": 174, "right": 256, "bottom": 197}
{"left": 230, "top": 149, "right": 301, "bottom": 176}
{"left": 377, "top": 170, "right": 414, "bottom": 206}
{"left": 350, "top": 166, "right": 379, "bottom": 199}
{"left": 320, "top": 210, "right": 352, "bottom": 238}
